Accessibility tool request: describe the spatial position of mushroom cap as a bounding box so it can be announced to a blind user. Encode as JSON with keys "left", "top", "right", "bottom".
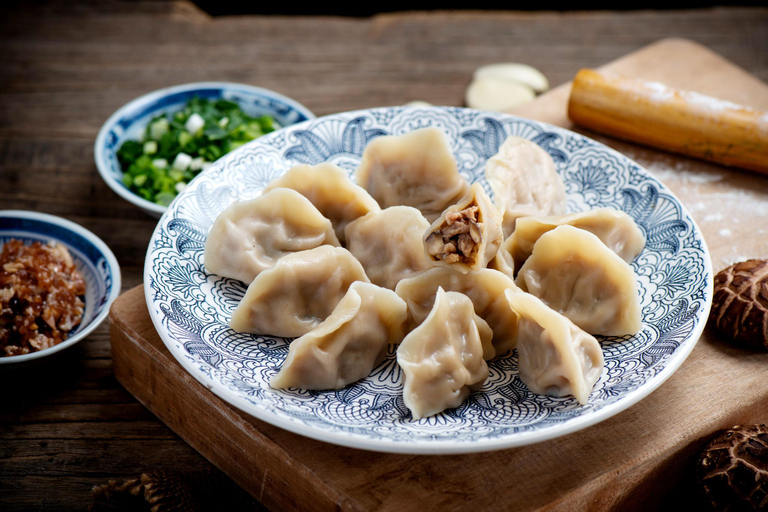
{"left": 711, "top": 259, "right": 768, "bottom": 351}
{"left": 697, "top": 424, "right": 768, "bottom": 511}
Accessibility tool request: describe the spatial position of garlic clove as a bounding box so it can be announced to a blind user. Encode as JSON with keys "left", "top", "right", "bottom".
{"left": 404, "top": 100, "right": 432, "bottom": 108}
{"left": 474, "top": 63, "right": 550, "bottom": 93}
{"left": 465, "top": 77, "right": 536, "bottom": 112}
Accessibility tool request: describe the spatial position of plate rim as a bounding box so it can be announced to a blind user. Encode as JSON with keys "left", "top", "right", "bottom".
{"left": 144, "top": 106, "right": 714, "bottom": 454}
{"left": 0, "top": 210, "right": 122, "bottom": 364}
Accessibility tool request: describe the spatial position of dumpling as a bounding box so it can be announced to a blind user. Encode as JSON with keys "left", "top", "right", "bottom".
{"left": 344, "top": 206, "right": 432, "bottom": 290}
{"left": 515, "top": 225, "right": 641, "bottom": 336}
{"left": 424, "top": 183, "right": 503, "bottom": 274}
{"left": 354, "top": 127, "right": 470, "bottom": 221}
{"left": 229, "top": 246, "right": 369, "bottom": 338}
{"left": 395, "top": 267, "right": 519, "bottom": 357}
{"left": 485, "top": 136, "right": 566, "bottom": 235}
{"left": 271, "top": 282, "right": 407, "bottom": 390}
{"left": 262, "top": 162, "right": 380, "bottom": 244}
{"left": 505, "top": 289, "right": 604, "bottom": 405}
{"left": 488, "top": 246, "right": 515, "bottom": 278}
{"left": 504, "top": 208, "right": 645, "bottom": 272}
{"left": 205, "top": 188, "right": 340, "bottom": 284}
{"left": 397, "top": 288, "right": 492, "bottom": 419}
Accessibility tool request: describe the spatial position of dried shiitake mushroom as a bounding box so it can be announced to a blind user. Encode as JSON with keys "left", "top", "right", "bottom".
{"left": 697, "top": 424, "right": 768, "bottom": 511}
{"left": 711, "top": 259, "right": 768, "bottom": 350}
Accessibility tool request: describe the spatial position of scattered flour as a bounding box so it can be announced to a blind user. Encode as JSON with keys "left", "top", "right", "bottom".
{"left": 703, "top": 213, "right": 723, "bottom": 222}
{"left": 718, "top": 229, "right": 732, "bottom": 237}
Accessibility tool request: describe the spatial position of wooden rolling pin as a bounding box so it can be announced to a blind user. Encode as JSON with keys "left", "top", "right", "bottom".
{"left": 567, "top": 69, "right": 768, "bottom": 175}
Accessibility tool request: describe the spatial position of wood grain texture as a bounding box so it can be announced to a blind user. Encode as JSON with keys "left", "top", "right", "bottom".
{"left": 1, "top": 1, "right": 768, "bottom": 510}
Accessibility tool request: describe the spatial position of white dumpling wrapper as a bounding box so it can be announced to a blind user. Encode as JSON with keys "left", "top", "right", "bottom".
{"left": 423, "top": 183, "right": 503, "bottom": 274}
{"left": 395, "top": 267, "right": 519, "bottom": 357}
{"left": 262, "top": 162, "right": 380, "bottom": 244}
{"left": 485, "top": 136, "right": 566, "bottom": 235}
{"left": 345, "top": 206, "right": 433, "bottom": 290}
{"left": 505, "top": 289, "right": 604, "bottom": 405}
{"left": 397, "top": 288, "right": 492, "bottom": 419}
{"left": 204, "top": 188, "right": 340, "bottom": 284}
{"left": 230, "top": 246, "right": 369, "bottom": 338}
{"left": 515, "top": 225, "right": 641, "bottom": 336}
{"left": 270, "top": 282, "right": 407, "bottom": 390}
{"left": 354, "top": 127, "right": 470, "bottom": 221}
{"left": 505, "top": 208, "right": 645, "bottom": 272}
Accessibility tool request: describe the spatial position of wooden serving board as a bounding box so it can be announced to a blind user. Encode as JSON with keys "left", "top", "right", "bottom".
{"left": 111, "top": 39, "right": 768, "bottom": 511}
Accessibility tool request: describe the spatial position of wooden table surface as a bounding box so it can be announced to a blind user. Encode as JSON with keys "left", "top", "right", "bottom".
{"left": 1, "top": 2, "right": 767, "bottom": 510}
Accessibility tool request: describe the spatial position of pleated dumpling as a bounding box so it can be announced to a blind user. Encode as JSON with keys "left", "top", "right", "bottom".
{"left": 505, "top": 289, "right": 604, "bottom": 405}
{"left": 505, "top": 208, "right": 645, "bottom": 272}
{"left": 270, "top": 282, "right": 407, "bottom": 390}
{"left": 485, "top": 136, "right": 566, "bottom": 235}
{"left": 515, "top": 225, "right": 641, "bottom": 336}
{"left": 344, "top": 206, "right": 432, "bottom": 290}
{"left": 397, "top": 288, "right": 492, "bottom": 419}
{"left": 424, "top": 183, "right": 503, "bottom": 274}
{"left": 229, "top": 246, "right": 369, "bottom": 338}
{"left": 262, "top": 162, "right": 380, "bottom": 244}
{"left": 354, "top": 127, "right": 470, "bottom": 221}
{"left": 395, "top": 267, "right": 519, "bottom": 357}
{"left": 205, "top": 188, "right": 340, "bottom": 284}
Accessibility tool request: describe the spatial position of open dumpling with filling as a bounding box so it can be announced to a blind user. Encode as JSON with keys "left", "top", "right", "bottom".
{"left": 515, "top": 225, "right": 641, "bottom": 336}
{"left": 354, "top": 127, "right": 470, "bottom": 221}
{"left": 205, "top": 188, "right": 339, "bottom": 284}
{"left": 262, "top": 162, "right": 380, "bottom": 244}
{"left": 395, "top": 267, "right": 518, "bottom": 357}
{"left": 505, "top": 289, "right": 604, "bottom": 405}
{"left": 397, "top": 287, "right": 492, "bottom": 419}
{"left": 230, "top": 246, "right": 369, "bottom": 338}
{"left": 344, "top": 206, "right": 433, "bottom": 290}
{"left": 423, "top": 183, "right": 503, "bottom": 274}
{"left": 271, "top": 281, "right": 407, "bottom": 390}
{"left": 485, "top": 136, "right": 566, "bottom": 235}
{"left": 504, "top": 208, "right": 645, "bottom": 273}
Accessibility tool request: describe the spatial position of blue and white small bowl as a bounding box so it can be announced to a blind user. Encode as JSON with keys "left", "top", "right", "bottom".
{"left": 0, "top": 211, "right": 121, "bottom": 364}
{"left": 95, "top": 82, "right": 316, "bottom": 217}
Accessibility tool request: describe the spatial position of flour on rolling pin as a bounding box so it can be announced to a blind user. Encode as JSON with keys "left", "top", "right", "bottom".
{"left": 567, "top": 69, "right": 768, "bottom": 174}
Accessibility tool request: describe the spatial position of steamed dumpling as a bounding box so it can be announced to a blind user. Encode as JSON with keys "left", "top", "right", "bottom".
{"left": 395, "top": 267, "right": 519, "bottom": 357}
{"left": 205, "top": 188, "right": 340, "bottom": 284}
{"left": 271, "top": 282, "right": 407, "bottom": 390}
{"left": 397, "top": 288, "right": 492, "bottom": 419}
{"left": 354, "top": 127, "right": 470, "bottom": 221}
{"left": 262, "top": 162, "right": 380, "bottom": 244}
{"left": 229, "top": 246, "right": 369, "bottom": 338}
{"left": 515, "top": 225, "right": 641, "bottom": 336}
{"left": 485, "top": 136, "right": 566, "bottom": 235}
{"left": 344, "top": 206, "right": 433, "bottom": 290}
{"left": 504, "top": 208, "right": 645, "bottom": 272}
{"left": 505, "top": 289, "right": 604, "bottom": 405}
{"left": 424, "top": 183, "right": 503, "bottom": 274}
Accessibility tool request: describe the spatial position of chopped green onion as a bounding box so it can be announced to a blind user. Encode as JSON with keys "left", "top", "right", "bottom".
{"left": 116, "top": 96, "right": 278, "bottom": 207}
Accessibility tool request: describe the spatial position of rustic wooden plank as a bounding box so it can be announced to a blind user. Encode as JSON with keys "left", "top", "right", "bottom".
{"left": 4, "top": 421, "right": 177, "bottom": 440}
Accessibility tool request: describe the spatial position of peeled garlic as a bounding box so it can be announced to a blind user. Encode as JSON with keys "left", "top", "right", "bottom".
{"left": 465, "top": 77, "right": 536, "bottom": 112}
{"left": 474, "top": 63, "right": 550, "bottom": 93}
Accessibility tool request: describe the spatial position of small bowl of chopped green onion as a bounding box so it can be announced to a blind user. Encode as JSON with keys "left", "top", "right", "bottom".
{"left": 95, "top": 82, "right": 315, "bottom": 217}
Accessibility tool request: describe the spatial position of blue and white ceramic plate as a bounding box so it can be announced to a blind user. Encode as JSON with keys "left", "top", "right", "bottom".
{"left": 145, "top": 107, "right": 713, "bottom": 454}
{"left": 0, "top": 211, "right": 121, "bottom": 364}
{"left": 95, "top": 82, "right": 315, "bottom": 217}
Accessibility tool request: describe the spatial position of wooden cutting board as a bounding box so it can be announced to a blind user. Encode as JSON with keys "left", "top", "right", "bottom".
{"left": 110, "top": 38, "right": 768, "bottom": 512}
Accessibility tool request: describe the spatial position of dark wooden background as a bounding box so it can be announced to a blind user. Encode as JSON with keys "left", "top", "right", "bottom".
{"left": 1, "top": 1, "right": 767, "bottom": 510}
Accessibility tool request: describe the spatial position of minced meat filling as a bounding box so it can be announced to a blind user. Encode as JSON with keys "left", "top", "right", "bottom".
{"left": 425, "top": 205, "right": 483, "bottom": 264}
{"left": 0, "top": 239, "right": 86, "bottom": 357}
